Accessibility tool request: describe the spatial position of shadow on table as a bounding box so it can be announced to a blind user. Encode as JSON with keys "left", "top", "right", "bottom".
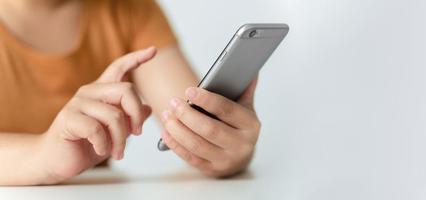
{"left": 61, "top": 168, "right": 254, "bottom": 186}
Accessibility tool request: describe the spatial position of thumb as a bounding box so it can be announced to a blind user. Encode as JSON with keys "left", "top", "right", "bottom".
{"left": 238, "top": 75, "right": 259, "bottom": 109}
{"left": 96, "top": 46, "right": 157, "bottom": 83}
{"left": 132, "top": 104, "right": 152, "bottom": 136}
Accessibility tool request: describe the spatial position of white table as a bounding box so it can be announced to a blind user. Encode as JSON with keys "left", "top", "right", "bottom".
{"left": 0, "top": 167, "right": 265, "bottom": 200}
{"left": 1, "top": 142, "right": 425, "bottom": 200}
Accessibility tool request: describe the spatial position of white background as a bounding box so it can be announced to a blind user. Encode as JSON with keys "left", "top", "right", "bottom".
{"left": 110, "top": 0, "right": 426, "bottom": 199}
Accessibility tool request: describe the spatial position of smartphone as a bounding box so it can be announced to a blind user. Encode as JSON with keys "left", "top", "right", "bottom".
{"left": 158, "top": 23, "right": 289, "bottom": 151}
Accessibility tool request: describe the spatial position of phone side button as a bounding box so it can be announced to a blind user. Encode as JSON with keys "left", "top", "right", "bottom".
{"left": 219, "top": 51, "right": 228, "bottom": 62}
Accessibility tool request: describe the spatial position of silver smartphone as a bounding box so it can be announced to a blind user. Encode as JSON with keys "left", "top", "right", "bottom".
{"left": 158, "top": 23, "right": 289, "bottom": 151}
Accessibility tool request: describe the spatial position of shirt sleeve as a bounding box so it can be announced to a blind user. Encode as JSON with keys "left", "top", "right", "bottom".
{"left": 126, "top": 0, "right": 178, "bottom": 51}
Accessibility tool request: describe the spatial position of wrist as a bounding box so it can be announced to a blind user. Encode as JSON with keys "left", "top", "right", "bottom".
{"left": 31, "top": 133, "right": 62, "bottom": 185}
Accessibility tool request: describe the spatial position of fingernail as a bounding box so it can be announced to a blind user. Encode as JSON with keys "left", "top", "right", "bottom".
{"left": 170, "top": 98, "right": 180, "bottom": 109}
{"left": 186, "top": 87, "right": 198, "bottom": 100}
{"left": 162, "top": 110, "right": 170, "bottom": 121}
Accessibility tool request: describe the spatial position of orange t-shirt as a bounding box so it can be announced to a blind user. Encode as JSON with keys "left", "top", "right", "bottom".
{"left": 0, "top": 0, "right": 177, "bottom": 134}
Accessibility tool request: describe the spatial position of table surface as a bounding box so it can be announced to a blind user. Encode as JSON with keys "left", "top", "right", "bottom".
{"left": 0, "top": 167, "right": 266, "bottom": 200}
{"left": 1, "top": 154, "right": 425, "bottom": 200}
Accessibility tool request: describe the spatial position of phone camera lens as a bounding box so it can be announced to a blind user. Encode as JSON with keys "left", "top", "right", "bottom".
{"left": 249, "top": 30, "right": 257, "bottom": 38}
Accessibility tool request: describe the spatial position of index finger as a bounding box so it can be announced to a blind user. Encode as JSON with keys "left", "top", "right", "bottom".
{"left": 96, "top": 47, "right": 157, "bottom": 83}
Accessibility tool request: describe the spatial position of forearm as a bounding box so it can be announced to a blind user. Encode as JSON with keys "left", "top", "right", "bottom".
{"left": 0, "top": 132, "right": 50, "bottom": 186}
{"left": 131, "top": 45, "right": 199, "bottom": 118}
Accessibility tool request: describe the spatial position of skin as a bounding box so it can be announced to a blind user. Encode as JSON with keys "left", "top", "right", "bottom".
{"left": 0, "top": 0, "right": 261, "bottom": 185}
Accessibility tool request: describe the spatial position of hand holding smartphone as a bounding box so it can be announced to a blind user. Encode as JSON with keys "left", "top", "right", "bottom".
{"left": 158, "top": 23, "right": 289, "bottom": 151}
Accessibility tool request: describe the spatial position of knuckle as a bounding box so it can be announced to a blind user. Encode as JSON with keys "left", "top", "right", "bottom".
{"left": 89, "top": 123, "right": 104, "bottom": 135}
{"left": 68, "top": 96, "right": 82, "bottom": 107}
{"left": 111, "top": 57, "right": 122, "bottom": 66}
{"left": 110, "top": 108, "right": 125, "bottom": 122}
{"left": 218, "top": 99, "right": 233, "bottom": 117}
{"left": 197, "top": 91, "right": 207, "bottom": 104}
{"left": 117, "top": 62, "right": 128, "bottom": 75}
{"left": 123, "top": 57, "right": 136, "bottom": 68}
{"left": 77, "top": 84, "right": 90, "bottom": 94}
{"left": 203, "top": 122, "right": 219, "bottom": 140}
{"left": 201, "top": 92, "right": 214, "bottom": 107}
{"left": 195, "top": 91, "right": 212, "bottom": 109}
{"left": 121, "top": 83, "right": 139, "bottom": 100}
{"left": 188, "top": 140, "right": 202, "bottom": 153}
{"left": 56, "top": 109, "right": 69, "bottom": 121}
{"left": 60, "top": 103, "right": 75, "bottom": 116}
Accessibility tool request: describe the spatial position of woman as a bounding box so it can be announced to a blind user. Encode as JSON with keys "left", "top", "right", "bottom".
{"left": 0, "top": 0, "right": 261, "bottom": 185}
